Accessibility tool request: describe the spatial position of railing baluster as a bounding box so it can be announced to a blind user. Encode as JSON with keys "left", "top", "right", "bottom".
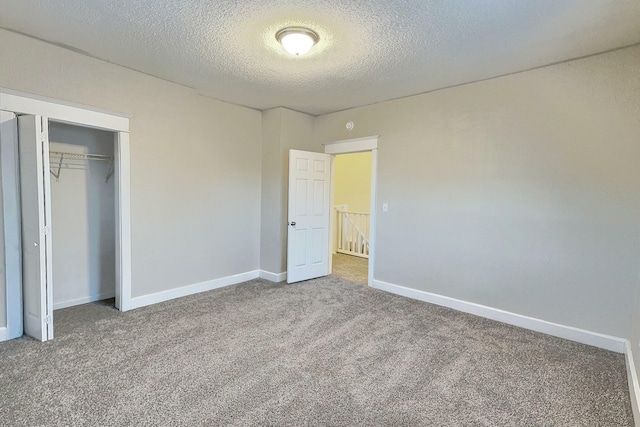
{"left": 343, "top": 212, "right": 347, "bottom": 252}
{"left": 335, "top": 209, "right": 370, "bottom": 259}
{"left": 358, "top": 215, "right": 362, "bottom": 254}
{"left": 337, "top": 210, "right": 341, "bottom": 251}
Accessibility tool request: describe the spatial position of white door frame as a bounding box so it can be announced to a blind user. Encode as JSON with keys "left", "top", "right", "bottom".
{"left": 324, "top": 136, "right": 378, "bottom": 286}
{"left": 0, "top": 88, "right": 132, "bottom": 340}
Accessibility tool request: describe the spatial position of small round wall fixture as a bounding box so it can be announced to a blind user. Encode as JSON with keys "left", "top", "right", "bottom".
{"left": 276, "top": 27, "right": 319, "bottom": 56}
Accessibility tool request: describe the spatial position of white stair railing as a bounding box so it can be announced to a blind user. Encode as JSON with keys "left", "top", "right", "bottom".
{"left": 336, "top": 209, "right": 370, "bottom": 258}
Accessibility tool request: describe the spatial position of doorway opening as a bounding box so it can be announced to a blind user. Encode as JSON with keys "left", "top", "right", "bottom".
{"left": 331, "top": 152, "right": 372, "bottom": 285}
{"left": 325, "top": 135, "right": 378, "bottom": 287}
{"left": 285, "top": 136, "right": 378, "bottom": 286}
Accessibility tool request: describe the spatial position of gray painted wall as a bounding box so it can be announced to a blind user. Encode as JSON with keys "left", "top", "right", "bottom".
{"left": 0, "top": 142, "right": 5, "bottom": 328}
{"left": 48, "top": 123, "right": 115, "bottom": 308}
{"left": 259, "top": 108, "right": 316, "bottom": 275}
{"left": 0, "top": 29, "right": 262, "bottom": 301}
{"left": 259, "top": 108, "right": 284, "bottom": 275}
{"left": 315, "top": 45, "right": 640, "bottom": 339}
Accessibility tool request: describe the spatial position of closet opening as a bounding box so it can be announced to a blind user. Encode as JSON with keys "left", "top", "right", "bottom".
{"left": 48, "top": 122, "right": 117, "bottom": 313}
{"left": 1, "top": 90, "right": 131, "bottom": 342}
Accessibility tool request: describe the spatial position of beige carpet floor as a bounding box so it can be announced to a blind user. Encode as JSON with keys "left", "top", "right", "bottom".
{"left": 0, "top": 276, "right": 633, "bottom": 425}
{"left": 332, "top": 252, "right": 368, "bottom": 284}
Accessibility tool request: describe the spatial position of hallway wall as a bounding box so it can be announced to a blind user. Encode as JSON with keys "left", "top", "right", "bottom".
{"left": 333, "top": 152, "right": 372, "bottom": 254}
{"left": 334, "top": 152, "right": 372, "bottom": 213}
{"left": 260, "top": 108, "right": 317, "bottom": 276}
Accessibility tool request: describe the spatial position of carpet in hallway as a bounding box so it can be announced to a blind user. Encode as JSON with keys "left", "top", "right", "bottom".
{"left": 331, "top": 252, "right": 368, "bottom": 284}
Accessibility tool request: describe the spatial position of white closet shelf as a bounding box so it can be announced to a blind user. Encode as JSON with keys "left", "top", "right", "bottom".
{"left": 49, "top": 150, "right": 114, "bottom": 182}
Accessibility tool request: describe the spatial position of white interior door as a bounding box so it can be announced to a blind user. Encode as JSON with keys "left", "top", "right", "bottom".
{"left": 287, "top": 150, "right": 331, "bottom": 283}
{"left": 18, "top": 114, "right": 53, "bottom": 341}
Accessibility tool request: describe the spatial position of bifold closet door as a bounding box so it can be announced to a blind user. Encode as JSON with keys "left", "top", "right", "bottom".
{"left": 18, "top": 114, "right": 54, "bottom": 342}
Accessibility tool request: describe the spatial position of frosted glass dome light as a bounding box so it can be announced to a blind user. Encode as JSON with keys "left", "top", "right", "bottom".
{"left": 276, "top": 27, "right": 319, "bottom": 56}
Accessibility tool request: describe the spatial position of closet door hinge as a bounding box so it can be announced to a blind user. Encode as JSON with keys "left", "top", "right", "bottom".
{"left": 41, "top": 226, "right": 51, "bottom": 236}
{"left": 44, "top": 315, "right": 52, "bottom": 325}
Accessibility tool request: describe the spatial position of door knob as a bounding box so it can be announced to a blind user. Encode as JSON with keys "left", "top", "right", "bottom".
{"left": 289, "top": 221, "right": 296, "bottom": 226}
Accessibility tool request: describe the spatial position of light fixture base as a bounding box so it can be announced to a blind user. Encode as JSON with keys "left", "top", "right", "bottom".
{"left": 276, "top": 27, "right": 319, "bottom": 56}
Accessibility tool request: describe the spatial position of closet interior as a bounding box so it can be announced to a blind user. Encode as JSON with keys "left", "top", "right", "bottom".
{"left": 48, "top": 122, "right": 116, "bottom": 310}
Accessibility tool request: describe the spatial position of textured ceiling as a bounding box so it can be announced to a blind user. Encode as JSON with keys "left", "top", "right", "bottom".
{"left": 1, "top": 1, "right": 640, "bottom": 115}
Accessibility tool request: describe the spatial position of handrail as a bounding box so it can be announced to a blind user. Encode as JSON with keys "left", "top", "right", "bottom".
{"left": 339, "top": 210, "right": 370, "bottom": 216}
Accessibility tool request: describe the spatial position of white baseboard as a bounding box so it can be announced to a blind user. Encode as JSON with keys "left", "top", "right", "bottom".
{"left": 129, "top": 270, "right": 260, "bottom": 310}
{"left": 259, "top": 270, "right": 287, "bottom": 283}
{"left": 626, "top": 341, "right": 640, "bottom": 427}
{"left": 0, "top": 327, "right": 7, "bottom": 342}
{"left": 53, "top": 291, "right": 116, "bottom": 310}
{"left": 372, "top": 279, "right": 626, "bottom": 353}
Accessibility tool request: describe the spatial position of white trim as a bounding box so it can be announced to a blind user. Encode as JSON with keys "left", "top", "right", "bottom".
{"left": 372, "top": 279, "right": 626, "bottom": 353}
{"left": 626, "top": 341, "right": 640, "bottom": 426}
{"left": 328, "top": 156, "right": 336, "bottom": 275}
{"left": 368, "top": 150, "right": 378, "bottom": 287}
{"left": 0, "top": 327, "right": 6, "bottom": 341}
{"left": 42, "top": 116, "right": 54, "bottom": 341}
{"left": 0, "top": 88, "right": 129, "bottom": 132}
{"left": 53, "top": 292, "right": 116, "bottom": 310}
{"left": 129, "top": 270, "right": 260, "bottom": 310}
{"left": 259, "top": 270, "right": 287, "bottom": 282}
{"left": 114, "top": 132, "right": 132, "bottom": 311}
{"left": 323, "top": 135, "right": 379, "bottom": 154}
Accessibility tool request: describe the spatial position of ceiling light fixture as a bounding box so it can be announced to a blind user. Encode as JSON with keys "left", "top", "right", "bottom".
{"left": 276, "top": 27, "right": 319, "bottom": 56}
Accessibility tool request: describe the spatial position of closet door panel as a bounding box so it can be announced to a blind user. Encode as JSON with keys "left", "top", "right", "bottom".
{"left": 18, "top": 114, "right": 53, "bottom": 342}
